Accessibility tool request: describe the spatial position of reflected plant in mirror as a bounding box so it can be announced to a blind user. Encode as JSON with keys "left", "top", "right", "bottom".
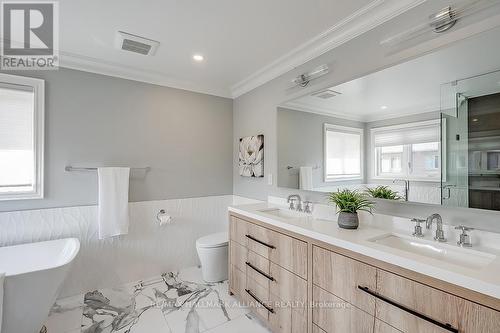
{"left": 366, "top": 186, "right": 402, "bottom": 201}
{"left": 328, "top": 189, "right": 374, "bottom": 230}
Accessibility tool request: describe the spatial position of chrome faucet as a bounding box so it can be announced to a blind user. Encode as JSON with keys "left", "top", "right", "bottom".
{"left": 426, "top": 213, "right": 447, "bottom": 242}
{"left": 393, "top": 179, "right": 409, "bottom": 201}
{"left": 287, "top": 194, "right": 302, "bottom": 211}
{"left": 455, "top": 225, "right": 474, "bottom": 247}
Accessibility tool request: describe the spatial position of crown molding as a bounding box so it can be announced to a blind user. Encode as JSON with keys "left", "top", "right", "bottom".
{"left": 59, "top": 51, "right": 232, "bottom": 98}
{"left": 280, "top": 101, "right": 366, "bottom": 122}
{"left": 230, "top": 0, "right": 428, "bottom": 98}
{"left": 281, "top": 100, "right": 441, "bottom": 123}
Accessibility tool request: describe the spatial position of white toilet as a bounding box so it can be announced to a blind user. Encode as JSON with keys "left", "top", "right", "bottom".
{"left": 196, "top": 232, "right": 229, "bottom": 282}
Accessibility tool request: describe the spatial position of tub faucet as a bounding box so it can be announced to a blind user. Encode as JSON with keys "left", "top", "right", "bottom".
{"left": 287, "top": 194, "right": 302, "bottom": 211}
{"left": 393, "top": 179, "right": 409, "bottom": 201}
{"left": 426, "top": 213, "right": 447, "bottom": 242}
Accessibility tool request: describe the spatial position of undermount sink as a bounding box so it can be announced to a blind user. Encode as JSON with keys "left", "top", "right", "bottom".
{"left": 257, "top": 208, "right": 306, "bottom": 219}
{"left": 368, "top": 233, "right": 496, "bottom": 269}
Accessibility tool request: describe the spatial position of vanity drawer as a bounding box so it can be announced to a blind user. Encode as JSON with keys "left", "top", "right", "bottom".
{"left": 312, "top": 286, "right": 375, "bottom": 333}
{"left": 229, "top": 265, "right": 246, "bottom": 299}
{"left": 268, "top": 301, "right": 307, "bottom": 333}
{"left": 230, "top": 216, "right": 307, "bottom": 278}
{"left": 375, "top": 320, "right": 402, "bottom": 333}
{"left": 269, "top": 262, "right": 307, "bottom": 316}
{"left": 374, "top": 269, "right": 500, "bottom": 333}
{"left": 230, "top": 216, "right": 248, "bottom": 245}
{"left": 374, "top": 269, "right": 459, "bottom": 332}
{"left": 231, "top": 239, "right": 272, "bottom": 288}
{"left": 246, "top": 250, "right": 272, "bottom": 288}
{"left": 230, "top": 240, "right": 247, "bottom": 273}
{"left": 312, "top": 245, "right": 376, "bottom": 315}
{"left": 246, "top": 275, "right": 272, "bottom": 320}
{"left": 313, "top": 324, "right": 327, "bottom": 333}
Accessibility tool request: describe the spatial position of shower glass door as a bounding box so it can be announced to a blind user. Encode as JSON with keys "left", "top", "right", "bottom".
{"left": 441, "top": 82, "right": 469, "bottom": 207}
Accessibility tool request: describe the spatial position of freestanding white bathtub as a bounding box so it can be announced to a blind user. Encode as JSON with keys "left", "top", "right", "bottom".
{"left": 0, "top": 238, "right": 80, "bottom": 333}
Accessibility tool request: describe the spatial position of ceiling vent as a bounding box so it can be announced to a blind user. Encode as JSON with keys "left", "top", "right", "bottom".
{"left": 115, "top": 31, "right": 159, "bottom": 56}
{"left": 311, "top": 89, "right": 342, "bottom": 99}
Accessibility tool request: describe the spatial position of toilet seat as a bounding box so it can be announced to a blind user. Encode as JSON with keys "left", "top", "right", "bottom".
{"left": 196, "top": 232, "right": 228, "bottom": 248}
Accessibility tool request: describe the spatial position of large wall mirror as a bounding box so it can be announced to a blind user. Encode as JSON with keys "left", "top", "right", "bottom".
{"left": 277, "top": 26, "right": 500, "bottom": 211}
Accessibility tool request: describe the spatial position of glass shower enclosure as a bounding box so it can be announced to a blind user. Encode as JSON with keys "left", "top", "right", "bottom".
{"left": 440, "top": 70, "right": 500, "bottom": 210}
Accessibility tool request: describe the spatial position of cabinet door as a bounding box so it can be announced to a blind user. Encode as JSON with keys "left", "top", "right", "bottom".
{"left": 312, "top": 245, "right": 376, "bottom": 315}
{"left": 312, "top": 286, "right": 374, "bottom": 333}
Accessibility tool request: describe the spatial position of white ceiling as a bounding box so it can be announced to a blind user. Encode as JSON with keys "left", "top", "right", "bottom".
{"left": 58, "top": 0, "right": 371, "bottom": 97}
{"left": 283, "top": 25, "right": 500, "bottom": 122}
{"left": 57, "top": 0, "right": 427, "bottom": 98}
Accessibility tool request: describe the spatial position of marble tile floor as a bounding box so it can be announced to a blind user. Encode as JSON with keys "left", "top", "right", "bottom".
{"left": 43, "top": 266, "right": 271, "bottom": 333}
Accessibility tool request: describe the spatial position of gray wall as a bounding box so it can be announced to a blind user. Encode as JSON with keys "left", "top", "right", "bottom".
{"left": 233, "top": 1, "right": 500, "bottom": 233}
{"left": 0, "top": 68, "right": 233, "bottom": 212}
{"left": 277, "top": 107, "right": 365, "bottom": 189}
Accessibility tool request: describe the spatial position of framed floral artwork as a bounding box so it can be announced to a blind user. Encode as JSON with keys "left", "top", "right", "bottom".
{"left": 238, "top": 135, "right": 264, "bottom": 177}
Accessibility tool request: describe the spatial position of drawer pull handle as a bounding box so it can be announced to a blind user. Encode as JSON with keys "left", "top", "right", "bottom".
{"left": 245, "top": 288, "right": 275, "bottom": 313}
{"left": 245, "top": 262, "right": 275, "bottom": 281}
{"left": 358, "top": 286, "right": 458, "bottom": 333}
{"left": 245, "top": 234, "right": 275, "bottom": 249}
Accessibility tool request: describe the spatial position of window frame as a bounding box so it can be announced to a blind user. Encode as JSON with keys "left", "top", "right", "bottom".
{"left": 370, "top": 119, "right": 441, "bottom": 182}
{"left": 323, "top": 123, "right": 364, "bottom": 182}
{"left": 0, "top": 73, "right": 45, "bottom": 201}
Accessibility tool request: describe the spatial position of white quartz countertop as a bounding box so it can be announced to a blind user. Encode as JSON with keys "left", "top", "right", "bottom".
{"left": 229, "top": 202, "right": 500, "bottom": 300}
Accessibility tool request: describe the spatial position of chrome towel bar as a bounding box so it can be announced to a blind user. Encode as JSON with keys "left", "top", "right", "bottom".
{"left": 65, "top": 166, "right": 151, "bottom": 172}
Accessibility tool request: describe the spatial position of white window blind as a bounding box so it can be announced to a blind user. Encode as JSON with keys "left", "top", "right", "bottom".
{"left": 373, "top": 121, "right": 440, "bottom": 147}
{"left": 0, "top": 74, "right": 44, "bottom": 200}
{"left": 324, "top": 124, "right": 363, "bottom": 181}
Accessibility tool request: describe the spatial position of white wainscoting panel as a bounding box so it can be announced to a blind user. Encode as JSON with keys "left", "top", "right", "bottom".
{"left": 0, "top": 195, "right": 261, "bottom": 297}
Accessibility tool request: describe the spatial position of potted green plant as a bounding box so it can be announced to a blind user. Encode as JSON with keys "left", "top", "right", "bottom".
{"left": 365, "top": 185, "right": 402, "bottom": 200}
{"left": 328, "top": 189, "right": 374, "bottom": 229}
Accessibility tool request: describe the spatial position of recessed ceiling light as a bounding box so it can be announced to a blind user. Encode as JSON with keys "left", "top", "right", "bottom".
{"left": 193, "top": 54, "right": 204, "bottom": 62}
{"left": 472, "top": 118, "right": 479, "bottom": 122}
{"left": 380, "top": 106, "right": 388, "bottom": 110}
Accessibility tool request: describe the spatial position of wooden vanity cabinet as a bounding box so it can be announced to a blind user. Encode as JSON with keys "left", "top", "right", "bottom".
{"left": 229, "top": 215, "right": 308, "bottom": 333}
{"left": 229, "top": 213, "right": 500, "bottom": 333}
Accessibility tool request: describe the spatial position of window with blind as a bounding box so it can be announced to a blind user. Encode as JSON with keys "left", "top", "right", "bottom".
{"left": 324, "top": 123, "right": 363, "bottom": 181}
{"left": 371, "top": 120, "right": 441, "bottom": 181}
{"left": 0, "top": 74, "right": 44, "bottom": 200}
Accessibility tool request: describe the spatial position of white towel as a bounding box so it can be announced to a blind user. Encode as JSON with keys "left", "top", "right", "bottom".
{"left": 98, "top": 167, "right": 130, "bottom": 239}
{"left": 0, "top": 272, "right": 5, "bottom": 333}
{"left": 299, "top": 166, "right": 313, "bottom": 191}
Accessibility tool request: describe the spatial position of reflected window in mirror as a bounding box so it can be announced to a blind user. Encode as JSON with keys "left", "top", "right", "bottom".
{"left": 324, "top": 124, "right": 363, "bottom": 182}
{"left": 372, "top": 120, "right": 441, "bottom": 181}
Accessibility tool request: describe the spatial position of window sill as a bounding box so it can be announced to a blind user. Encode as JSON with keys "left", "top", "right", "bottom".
{"left": 0, "top": 192, "right": 44, "bottom": 201}
{"left": 371, "top": 177, "right": 440, "bottom": 183}
{"left": 325, "top": 177, "right": 363, "bottom": 183}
